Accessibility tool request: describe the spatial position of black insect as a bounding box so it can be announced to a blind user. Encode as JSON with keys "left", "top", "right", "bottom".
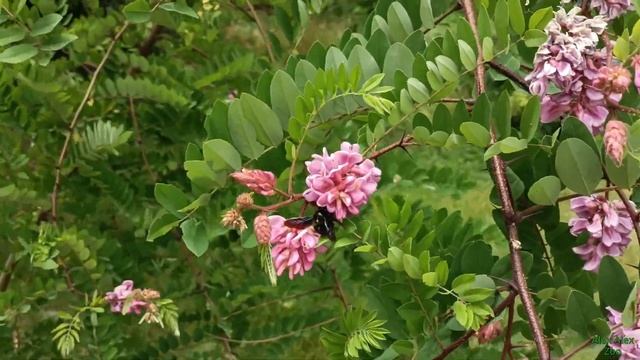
{"left": 284, "top": 207, "right": 337, "bottom": 241}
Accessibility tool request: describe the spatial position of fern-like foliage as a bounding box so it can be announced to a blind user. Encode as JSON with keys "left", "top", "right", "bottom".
{"left": 98, "top": 77, "right": 190, "bottom": 107}
{"left": 73, "top": 120, "right": 132, "bottom": 161}
{"left": 321, "top": 308, "right": 389, "bottom": 359}
{"left": 51, "top": 313, "right": 81, "bottom": 358}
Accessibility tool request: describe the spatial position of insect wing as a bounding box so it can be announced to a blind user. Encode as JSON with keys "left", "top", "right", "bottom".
{"left": 284, "top": 216, "right": 314, "bottom": 229}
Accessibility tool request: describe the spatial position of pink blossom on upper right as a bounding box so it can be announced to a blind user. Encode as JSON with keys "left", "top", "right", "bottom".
{"left": 569, "top": 196, "right": 635, "bottom": 271}
{"left": 303, "top": 142, "right": 381, "bottom": 221}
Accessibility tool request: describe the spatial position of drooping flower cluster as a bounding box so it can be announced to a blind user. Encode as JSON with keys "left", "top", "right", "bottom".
{"left": 230, "top": 168, "right": 277, "bottom": 196}
{"left": 606, "top": 306, "right": 640, "bottom": 358}
{"left": 569, "top": 195, "right": 635, "bottom": 271}
{"left": 476, "top": 321, "right": 502, "bottom": 344}
{"left": 268, "top": 215, "right": 326, "bottom": 279}
{"left": 604, "top": 120, "right": 629, "bottom": 166}
{"left": 591, "top": 0, "right": 634, "bottom": 19}
{"left": 526, "top": 7, "right": 622, "bottom": 134}
{"left": 303, "top": 142, "right": 381, "bottom": 221}
{"left": 105, "top": 280, "right": 156, "bottom": 315}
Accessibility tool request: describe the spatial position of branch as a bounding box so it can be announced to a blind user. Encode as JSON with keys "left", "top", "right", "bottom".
{"left": 138, "top": 24, "right": 164, "bottom": 57}
{"left": 222, "top": 286, "right": 333, "bottom": 320}
{"left": 501, "top": 302, "right": 515, "bottom": 360}
{"left": 518, "top": 185, "right": 623, "bottom": 220}
{"left": 331, "top": 268, "right": 348, "bottom": 309}
{"left": 245, "top": 0, "right": 276, "bottom": 63}
{"left": 488, "top": 60, "right": 529, "bottom": 91}
{"left": 610, "top": 102, "right": 640, "bottom": 116}
{"left": 209, "top": 317, "right": 337, "bottom": 345}
{"left": 367, "top": 134, "right": 416, "bottom": 161}
{"left": 50, "top": 22, "right": 130, "bottom": 222}
{"left": 433, "top": 290, "right": 517, "bottom": 360}
{"left": 128, "top": 97, "right": 157, "bottom": 182}
{"left": 423, "top": 2, "right": 462, "bottom": 33}
{"left": 248, "top": 194, "right": 305, "bottom": 212}
{"left": 459, "top": 0, "right": 550, "bottom": 358}
{"left": 0, "top": 254, "right": 17, "bottom": 292}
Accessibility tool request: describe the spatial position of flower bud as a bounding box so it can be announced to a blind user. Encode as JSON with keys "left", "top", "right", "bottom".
{"left": 236, "top": 193, "right": 254, "bottom": 209}
{"left": 253, "top": 213, "right": 271, "bottom": 245}
{"left": 141, "top": 289, "right": 161, "bottom": 300}
{"left": 604, "top": 120, "right": 628, "bottom": 167}
{"left": 476, "top": 321, "right": 502, "bottom": 344}
{"left": 221, "top": 208, "right": 248, "bottom": 232}
{"left": 230, "top": 168, "right": 277, "bottom": 196}
{"left": 593, "top": 65, "right": 631, "bottom": 95}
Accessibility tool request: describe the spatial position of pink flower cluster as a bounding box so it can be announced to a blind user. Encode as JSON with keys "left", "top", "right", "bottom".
{"left": 591, "top": 0, "right": 633, "bottom": 19}
{"left": 569, "top": 196, "right": 635, "bottom": 271}
{"left": 607, "top": 307, "right": 640, "bottom": 358}
{"left": 526, "top": 7, "right": 629, "bottom": 134}
{"left": 105, "top": 280, "right": 148, "bottom": 314}
{"left": 303, "top": 142, "right": 381, "bottom": 221}
{"left": 268, "top": 215, "right": 326, "bottom": 279}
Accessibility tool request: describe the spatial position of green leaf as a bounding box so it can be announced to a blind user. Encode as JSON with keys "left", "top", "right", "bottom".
{"left": 428, "top": 81, "right": 458, "bottom": 103}
{"left": 555, "top": 138, "right": 603, "bottom": 195}
{"left": 520, "top": 96, "right": 540, "bottom": 141}
{"left": 457, "top": 40, "right": 476, "bottom": 72}
{"left": 422, "top": 272, "right": 438, "bottom": 286}
{"left": 160, "top": 0, "right": 199, "bottom": 18}
{"left": 270, "top": 70, "right": 300, "bottom": 127}
{"left": 335, "top": 238, "right": 359, "bottom": 248}
{"left": 41, "top": 33, "right": 78, "bottom": 51}
{"left": 0, "top": 26, "right": 26, "bottom": 46}
{"left": 403, "top": 254, "right": 421, "bottom": 279}
{"left": 508, "top": 0, "right": 525, "bottom": 34}
{"left": 0, "top": 44, "right": 37, "bottom": 64}
{"left": 435, "top": 261, "right": 449, "bottom": 285}
{"left": 566, "top": 290, "right": 602, "bottom": 337}
{"left": 239, "top": 94, "right": 282, "bottom": 146}
{"left": 184, "top": 160, "right": 221, "bottom": 191}
{"left": 387, "top": 3, "right": 413, "bottom": 42}
{"left": 614, "top": 30, "right": 631, "bottom": 61}
{"left": 528, "top": 7, "right": 553, "bottom": 30}
{"left": 347, "top": 45, "right": 380, "bottom": 83}
{"left": 453, "top": 301, "right": 469, "bottom": 328}
{"left": 228, "top": 100, "right": 265, "bottom": 159}
{"left": 460, "top": 122, "right": 490, "bottom": 147}
{"left": 493, "top": 91, "right": 511, "bottom": 139}
{"left": 383, "top": 43, "right": 414, "bottom": 84}
{"left": 459, "top": 288, "right": 494, "bottom": 303}
{"left": 155, "top": 183, "right": 190, "bottom": 216}
{"left": 407, "top": 78, "right": 429, "bottom": 103}
{"left": 523, "top": 29, "right": 546, "bottom": 47}
{"left": 435, "top": 56, "right": 458, "bottom": 82}
{"left": 123, "top": 0, "right": 151, "bottom": 23}
{"left": 420, "top": 0, "right": 434, "bottom": 29}
{"left": 31, "top": 13, "right": 62, "bottom": 36}
{"left": 452, "top": 274, "right": 475, "bottom": 293}
{"left": 387, "top": 246, "right": 404, "bottom": 271}
{"left": 202, "top": 139, "right": 241, "bottom": 170}
{"left": 599, "top": 256, "right": 632, "bottom": 311}
{"left": 147, "top": 212, "right": 180, "bottom": 242}
{"left": 181, "top": 219, "right": 209, "bottom": 257}
{"left": 528, "top": 176, "right": 561, "bottom": 205}
{"left": 482, "top": 37, "right": 494, "bottom": 60}
{"left": 605, "top": 155, "right": 640, "bottom": 189}
{"left": 494, "top": 0, "right": 509, "bottom": 46}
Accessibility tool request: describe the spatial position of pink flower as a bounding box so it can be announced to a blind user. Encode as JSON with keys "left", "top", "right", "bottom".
{"left": 591, "top": 0, "right": 633, "bottom": 19}
{"left": 607, "top": 306, "right": 640, "bottom": 358}
{"left": 230, "top": 168, "right": 277, "bottom": 196}
{"left": 268, "top": 215, "right": 326, "bottom": 279}
{"left": 632, "top": 55, "right": 640, "bottom": 92}
{"left": 604, "top": 120, "right": 629, "bottom": 166}
{"left": 569, "top": 196, "right": 635, "bottom": 271}
{"left": 476, "top": 322, "right": 502, "bottom": 344}
{"left": 105, "top": 280, "right": 147, "bottom": 314}
{"left": 303, "top": 142, "right": 381, "bottom": 221}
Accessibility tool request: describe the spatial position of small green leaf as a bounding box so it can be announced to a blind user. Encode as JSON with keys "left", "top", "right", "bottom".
{"left": 508, "top": 0, "right": 525, "bottom": 34}
{"left": 202, "top": 139, "right": 241, "bottom": 170}
{"left": 555, "top": 138, "right": 603, "bottom": 195}
{"left": 457, "top": 40, "right": 476, "bottom": 72}
{"left": 435, "top": 55, "right": 458, "bottom": 82}
{"left": 528, "top": 7, "right": 553, "bottom": 30}
{"left": 270, "top": 70, "right": 300, "bottom": 127}
{"left": 528, "top": 176, "right": 561, "bottom": 205}
{"left": 599, "top": 256, "right": 632, "bottom": 311}
{"left": 160, "top": 0, "right": 199, "bottom": 18}
{"left": 181, "top": 219, "right": 209, "bottom": 257}
{"left": 407, "top": 78, "right": 429, "bottom": 103}
{"left": 31, "top": 13, "right": 62, "bottom": 36}
{"left": 387, "top": 3, "right": 413, "bottom": 42}
{"left": 460, "top": 122, "right": 490, "bottom": 147}
{"left": 420, "top": 0, "right": 434, "bottom": 29}
{"left": 614, "top": 30, "right": 631, "bottom": 61}
{"left": 154, "top": 183, "right": 190, "bottom": 216}
{"left": 147, "top": 212, "right": 180, "bottom": 242}
{"left": 0, "top": 44, "right": 37, "bottom": 64}
{"left": 524, "top": 29, "right": 547, "bottom": 47}
{"left": 387, "top": 247, "right": 404, "bottom": 271}
{"left": 335, "top": 238, "right": 359, "bottom": 248}
{"left": 521, "top": 96, "right": 540, "bottom": 141}
{"left": 423, "top": 272, "right": 438, "bottom": 286}
{"left": 123, "top": 0, "right": 151, "bottom": 23}
{"left": 41, "top": 33, "right": 78, "bottom": 51}
{"left": 403, "top": 254, "right": 422, "bottom": 279}
{"left": 0, "top": 26, "right": 26, "bottom": 46}
{"left": 566, "top": 290, "right": 602, "bottom": 337}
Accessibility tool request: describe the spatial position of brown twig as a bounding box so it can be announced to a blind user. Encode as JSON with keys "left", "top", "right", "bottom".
{"left": 0, "top": 254, "right": 16, "bottom": 292}
{"left": 128, "top": 97, "right": 157, "bottom": 182}
{"left": 209, "top": 317, "right": 337, "bottom": 344}
{"left": 534, "top": 225, "right": 555, "bottom": 275}
{"left": 367, "top": 134, "right": 416, "bottom": 161}
{"left": 245, "top": 0, "right": 276, "bottom": 63}
{"left": 248, "top": 194, "right": 305, "bottom": 212}
{"left": 433, "top": 290, "right": 518, "bottom": 360}
{"left": 488, "top": 60, "right": 529, "bottom": 91}
{"left": 423, "top": 2, "right": 462, "bottom": 33}
{"left": 501, "top": 303, "right": 515, "bottom": 360}
{"left": 518, "top": 185, "right": 624, "bottom": 220}
{"left": 138, "top": 24, "right": 164, "bottom": 57}
{"left": 50, "top": 22, "right": 130, "bottom": 222}
{"left": 459, "top": 0, "right": 550, "bottom": 358}
{"left": 57, "top": 258, "right": 80, "bottom": 293}
{"left": 438, "top": 97, "right": 476, "bottom": 104}
{"left": 222, "top": 286, "right": 333, "bottom": 320}
{"left": 611, "top": 102, "right": 640, "bottom": 116}
{"left": 331, "top": 268, "right": 348, "bottom": 309}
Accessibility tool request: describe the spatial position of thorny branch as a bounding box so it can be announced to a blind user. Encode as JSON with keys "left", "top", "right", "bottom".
{"left": 501, "top": 302, "right": 515, "bottom": 360}
{"left": 459, "top": 0, "right": 550, "bottom": 358}
{"left": 367, "top": 134, "right": 416, "bottom": 161}
{"left": 433, "top": 290, "right": 517, "bottom": 360}
{"left": 50, "top": 22, "right": 130, "bottom": 222}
